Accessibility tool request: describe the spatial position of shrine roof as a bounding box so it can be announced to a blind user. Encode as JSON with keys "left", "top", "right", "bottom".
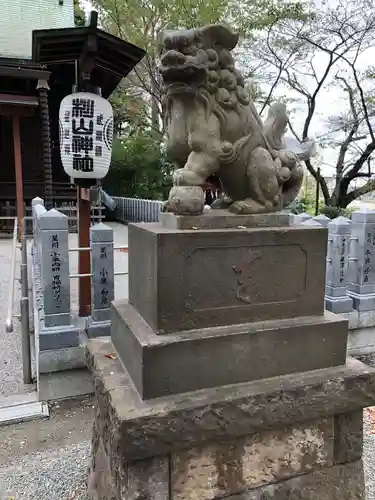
{"left": 32, "top": 21, "right": 145, "bottom": 98}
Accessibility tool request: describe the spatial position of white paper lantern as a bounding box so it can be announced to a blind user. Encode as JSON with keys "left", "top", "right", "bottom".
{"left": 59, "top": 92, "right": 113, "bottom": 184}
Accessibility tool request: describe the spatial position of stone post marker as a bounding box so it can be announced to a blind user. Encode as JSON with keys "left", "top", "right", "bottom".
{"left": 313, "top": 214, "right": 331, "bottom": 227}
{"left": 347, "top": 207, "right": 375, "bottom": 310}
{"left": 31, "top": 197, "right": 44, "bottom": 244}
{"left": 39, "top": 209, "right": 71, "bottom": 328}
{"left": 32, "top": 199, "right": 47, "bottom": 262}
{"left": 87, "top": 223, "right": 114, "bottom": 338}
{"left": 301, "top": 218, "right": 322, "bottom": 227}
{"left": 325, "top": 216, "right": 353, "bottom": 313}
{"left": 292, "top": 211, "right": 312, "bottom": 224}
{"left": 37, "top": 209, "right": 80, "bottom": 351}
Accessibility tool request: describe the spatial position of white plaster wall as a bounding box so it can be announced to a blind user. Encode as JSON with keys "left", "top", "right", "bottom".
{"left": 0, "top": 0, "right": 74, "bottom": 59}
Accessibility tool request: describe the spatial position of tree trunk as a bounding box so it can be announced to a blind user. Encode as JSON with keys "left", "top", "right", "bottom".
{"left": 150, "top": 57, "right": 160, "bottom": 135}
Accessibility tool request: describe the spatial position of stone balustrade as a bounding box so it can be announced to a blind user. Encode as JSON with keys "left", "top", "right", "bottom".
{"left": 31, "top": 197, "right": 115, "bottom": 374}
{"left": 30, "top": 196, "right": 375, "bottom": 374}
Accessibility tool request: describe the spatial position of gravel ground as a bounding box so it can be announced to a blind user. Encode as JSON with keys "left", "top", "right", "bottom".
{"left": 0, "top": 442, "right": 90, "bottom": 500}
{"left": 0, "top": 397, "right": 94, "bottom": 500}
{"left": 364, "top": 411, "right": 375, "bottom": 500}
{"left": 359, "top": 354, "right": 375, "bottom": 500}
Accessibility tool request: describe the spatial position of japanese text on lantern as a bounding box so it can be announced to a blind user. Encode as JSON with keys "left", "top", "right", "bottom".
{"left": 51, "top": 234, "right": 61, "bottom": 308}
{"left": 63, "top": 97, "right": 104, "bottom": 173}
{"left": 99, "top": 246, "right": 109, "bottom": 306}
{"left": 363, "top": 230, "right": 375, "bottom": 283}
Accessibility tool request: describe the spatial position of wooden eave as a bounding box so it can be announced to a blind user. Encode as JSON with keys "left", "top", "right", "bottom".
{"left": 32, "top": 22, "right": 145, "bottom": 97}
{"left": 0, "top": 65, "right": 50, "bottom": 81}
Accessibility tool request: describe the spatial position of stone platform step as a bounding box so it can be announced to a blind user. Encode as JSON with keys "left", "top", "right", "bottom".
{"left": 39, "top": 369, "right": 94, "bottom": 402}
{"left": 0, "top": 391, "right": 49, "bottom": 426}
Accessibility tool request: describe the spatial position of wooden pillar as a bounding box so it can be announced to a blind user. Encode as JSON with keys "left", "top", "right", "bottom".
{"left": 12, "top": 114, "right": 24, "bottom": 240}
{"left": 78, "top": 186, "right": 92, "bottom": 316}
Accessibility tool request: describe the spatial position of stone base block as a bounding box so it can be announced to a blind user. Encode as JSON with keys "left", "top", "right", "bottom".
{"left": 86, "top": 338, "right": 373, "bottom": 460}
{"left": 229, "top": 461, "right": 364, "bottom": 499}
{"left": 86, "top": 338, "right": 372, "bottom": 500}
{"left": 129, "top": 222, "right": 327, "bottom": 334}
{"left": 348, "top": 291, "right": 375, "bottom": 311}
{"left": 86, "top": 316, "right": 111, "bottom": 338}
{"left": 348, "top": 327, "right": 375, "bottom": 356}
{"left": 345, "top": 309, "right": 375, "bottom": 330}
{"left": 88, "top": 442, "right": 364, "bottom": 500}
{"left": 39, "top": 323, "right": 81, "bottom": 351}
{"left": 325, "top": 294, "right": 353, "bottom": 313}
{"left": 112, "top": 301, "right": 348, "bottom": 399}
{"left": 39, "top": 346, "right": 85, "bottom": 373}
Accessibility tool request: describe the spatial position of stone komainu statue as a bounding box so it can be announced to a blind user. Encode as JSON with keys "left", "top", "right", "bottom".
{"left": 159, "top": 24, "right": 307, "bottom": 215}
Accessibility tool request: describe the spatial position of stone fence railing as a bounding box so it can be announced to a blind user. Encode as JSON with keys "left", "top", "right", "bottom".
{"left": 81, "top": 195, "right": 375, "bottom": 322}
{"left": 292, "top": 211, "right": 371, "bottom": 314}
{"left": 30, "top": 196, "right": 375, "bottom": 375}
{"left": 294, "top": 210, "right": 375, "bottom": 355}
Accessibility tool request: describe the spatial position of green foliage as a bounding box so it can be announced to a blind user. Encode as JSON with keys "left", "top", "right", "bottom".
{"left": 320, "top": 205, "right": 353, "bottom": 220}
{"left": 93, "top": 0, "right": 309, "bottom": 53}
{"left": 74, "top": 0, "right": 86, "bottom": 26}
{"left": 103, "top": 134, "right": 172, "bottom": 200}
{"left": 289, "top": 200, "right": 354, "bottom": 218}
{"left": 109, "top": 85, "right": 149, "bottom": 135}
{"left": 232, "top": 0, "right": 310, "bottom": 34}
{"left": 289, "top": 197, "right": 316, "bottom": 215}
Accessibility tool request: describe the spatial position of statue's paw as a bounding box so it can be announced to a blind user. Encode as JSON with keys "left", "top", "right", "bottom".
{"left": 228, "top": 201, "right": 245, "bottom": 214}
{"left": 166, "top": 186, "right": 204, "bottom": 215}
{"left": 278, "top": 166, "right": 291, "bottom": 183}
{"left": 229, "top": 199, "right": 266, "bottom": 214}
{"left": 162, "top": 200, "right": 172, "bottom": 213}
{"left": 211, "top": 196, "right": 233, "bottom": 210}
{"left": 278, "top": 150, "right": 298, "bottom": 168}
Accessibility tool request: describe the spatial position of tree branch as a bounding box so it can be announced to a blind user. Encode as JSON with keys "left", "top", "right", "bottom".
{"left": 345, "top": 178, "right": 375, "bottom": 204}
{"left": 343, "top": 141, "right": 375, "bottom": 181}
{"left": 260, "top": 24, "right": 296, "bottom": 114}
{"left": 334, "top": 76, "right": 361, "bottom": 174}
{"left": 288, "top": 119, "right": 302, "bottom": 142}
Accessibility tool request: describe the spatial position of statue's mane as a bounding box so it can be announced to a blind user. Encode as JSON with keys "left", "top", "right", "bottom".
{"left": 163, "top": 42, "right": 251, "bottom": 134}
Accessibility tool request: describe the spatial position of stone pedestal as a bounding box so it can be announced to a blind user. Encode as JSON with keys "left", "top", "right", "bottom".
{"left": 129, "top": 215, "right": 326, "bottom": 333}
{"left": 87, "top": 211, "right": 374, "bottom": 500}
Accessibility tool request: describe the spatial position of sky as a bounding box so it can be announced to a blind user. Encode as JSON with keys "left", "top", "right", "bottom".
{"left": 81, "top": 0, "right": 92, "bottom": 14}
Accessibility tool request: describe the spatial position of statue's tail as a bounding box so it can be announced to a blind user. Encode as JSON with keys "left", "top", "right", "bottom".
{"left": 281, "top": 162, "right": 304, "bottom": 208}
{"left": 263, "top": 103, "right": 288, "bottom": 151}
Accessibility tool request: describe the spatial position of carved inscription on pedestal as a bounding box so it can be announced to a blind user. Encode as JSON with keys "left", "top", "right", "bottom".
{"left": 233, "top": 251, "right": 262, "bottom": 304}
{"left": 184, "top": 244, "right": 307, "bottom": 312}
